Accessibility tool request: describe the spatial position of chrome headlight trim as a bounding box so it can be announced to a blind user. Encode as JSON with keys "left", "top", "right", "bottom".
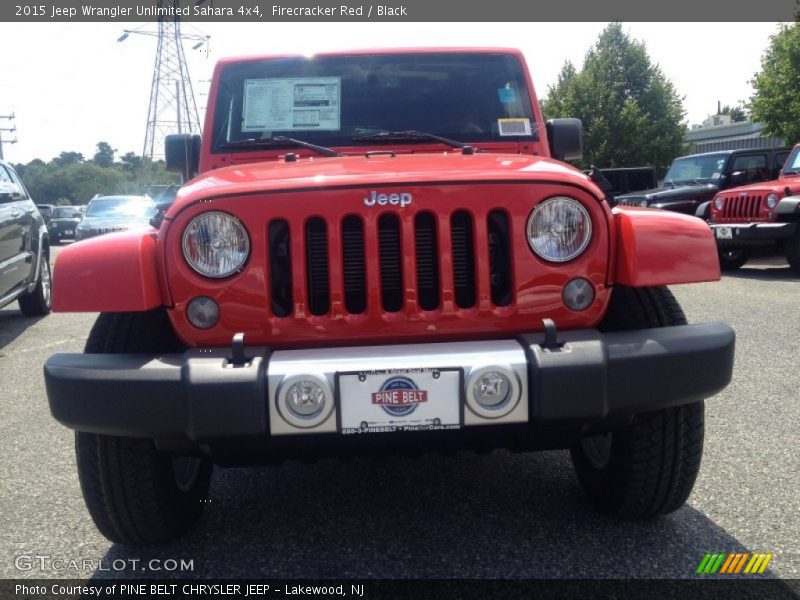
{"left": 181, "top": 211, "right": 250, "bottom": 278}
{"left": 526, "top": 196, "right": 592, "bottom": 263}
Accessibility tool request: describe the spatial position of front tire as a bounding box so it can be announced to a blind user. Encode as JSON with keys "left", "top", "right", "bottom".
{"left": 75, "top": 310, "right": 212, "bottom": 545}
{"left": 18, "top": 252, "right": 52, "bottom": 316}
{"left": 570, "top": 286, "right": 705, "bottom": 517}
{"left": 718, "top": 247, "right": 750, "bottom": 271}
{"left": 786, "top": 231, "right": 800, "bottom": 275}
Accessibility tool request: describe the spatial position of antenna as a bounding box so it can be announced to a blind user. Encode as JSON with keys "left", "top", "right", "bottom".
{"left": 118, "top": 1, "right": 209, "bottom": 184}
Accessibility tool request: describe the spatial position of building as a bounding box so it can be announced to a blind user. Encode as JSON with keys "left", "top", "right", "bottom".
{"left": 685, "top": 119, "right": 784, "bottom": 154}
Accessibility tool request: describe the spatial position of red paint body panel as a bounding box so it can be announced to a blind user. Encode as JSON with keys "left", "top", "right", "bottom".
{"left": 163, "top": 180, "right": 613, "bottom": 348}
{"left": 52, "top": 231, "right": 165, "bottom": 312}
{"left": 613, "top": 207, "right": 721, "bottom": 287}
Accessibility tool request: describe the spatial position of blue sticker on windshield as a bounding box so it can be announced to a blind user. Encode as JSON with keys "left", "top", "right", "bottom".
{"left": 498, "top": 87, "right": 516, "bottom": 103}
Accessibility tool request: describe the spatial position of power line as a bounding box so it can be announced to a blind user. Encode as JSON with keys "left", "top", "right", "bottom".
{"left": 118, "top": 1, "right": 209, "bottom": 184}
{"left": 0, "top": 113, "right": 17, "bottom": 161}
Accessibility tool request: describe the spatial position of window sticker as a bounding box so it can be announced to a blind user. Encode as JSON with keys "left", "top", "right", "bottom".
{"left": 498, "top": 118, "right": 532, "bottom": 136}
{"left": 498, "top": 87, "right": 516, "bottom": 104}
{"left": 243, "top": 77, "right": 341, "bottom": 132}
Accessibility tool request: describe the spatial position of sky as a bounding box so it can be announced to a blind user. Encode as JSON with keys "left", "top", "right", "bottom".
{"left": 0, "top": 21, "right": 783, "bottom": 164}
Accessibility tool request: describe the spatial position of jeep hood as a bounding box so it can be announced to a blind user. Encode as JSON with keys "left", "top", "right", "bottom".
{"left": 716, "top": 177, "right": 800, "bottom": 197}
{"left": 166, "top": 153, "right": 600, "bottom": 217}
{"left": 617, "top": 182, "right": 718, "bottom": 205}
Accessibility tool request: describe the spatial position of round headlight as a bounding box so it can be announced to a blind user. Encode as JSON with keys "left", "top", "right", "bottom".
{"left": 182, "top": 211, "right": 250, "bottom": 278}
{"left": 714, "top": 196, "right": 724, "bottom": 211}
{"left": 527, "top": 197, "right": 592, "bottom": 263}
{"left": 766, "top": 193, "right": 779, "bottom": 209}
{"left": 639, "top": 199, "right": 649, "bottom": 208}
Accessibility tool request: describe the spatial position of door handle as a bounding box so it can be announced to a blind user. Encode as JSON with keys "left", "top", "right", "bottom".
{"left": 10, "top": 209, "right": 22, "bottom": 218}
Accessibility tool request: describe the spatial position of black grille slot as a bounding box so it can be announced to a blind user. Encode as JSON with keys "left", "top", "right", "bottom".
{"left": 415, "top": 212, "right": 440, "bottom": 311}
{"left": 451, "top": 211, "right": 476, "bottom": 309}
{"left": 305, "top": 217, "right": 330, "bottom": 316}
{"left": 268, "top": 219, "right": 293, "bottom": 318}
{"left": 487, "top": 210, "right": 513, "bottom": 306}
{"left": 378, "top": 213, "right": 403, "bottom": 312}
{"left": 341, "top": 216, "right": 367, "bottom": 314}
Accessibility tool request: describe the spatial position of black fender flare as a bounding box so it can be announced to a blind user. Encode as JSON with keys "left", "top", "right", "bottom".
{"left": 775, "top": 196, "right": 800, "bottom": 220}
{"left": 695, "top": 200, "right": 711, "bottom": 220}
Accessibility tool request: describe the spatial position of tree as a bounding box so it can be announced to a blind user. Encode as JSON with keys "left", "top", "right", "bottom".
{"left": 541, "top": 23, "right": 687, "bottom": 175}
{"left": 53, "top": 151, "right": 84, "bottom": 166}
{"left": 120, "top": 151, "right": 143, "bottom": 172}
{"left": 750, "top": 23, "right": 800, "bottom": 144}
{"left": 93, "top": 141, "right": 116, "bottom": 168}
{"left": 719, "top": 104, "right": 748, "bottom": 123}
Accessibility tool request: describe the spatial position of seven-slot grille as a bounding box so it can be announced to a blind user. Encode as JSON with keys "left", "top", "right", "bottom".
{"left": 720, "top": 195, "right": 763, "bottom": 220}
{"left": 267, "top": 210, "right": 513, "bottom": 318}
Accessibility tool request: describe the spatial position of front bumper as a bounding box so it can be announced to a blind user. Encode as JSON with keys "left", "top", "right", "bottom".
{"left": 45, "top": 323, "right": 735, "bottom": 457}
{"left": 712, "top": 222, "right": 798, "bottom": 246}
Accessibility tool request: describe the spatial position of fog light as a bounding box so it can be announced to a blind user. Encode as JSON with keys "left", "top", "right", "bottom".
{"left": 286, "top": 381, "right": 326, "bottom": 418}
{"left": 473, "top": 371, "right": 511, "bottom": 408}
{"left": 465, "top": 366, "right": 520, "bottom": 419}
{"left": 277, "top": 374, "right": 334, "bottom": 429}
{"left": 562, "top": 278, "right": 594, "bottom": 311}
{"left": 186, "top": 296, "right": 219, "bottom": 329}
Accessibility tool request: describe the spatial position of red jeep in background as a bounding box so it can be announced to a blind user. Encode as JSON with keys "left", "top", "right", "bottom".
{"left": 707, "top": 143, "right": 800, "bottom": 272}
{"left": 43, "top": 48, "right": 735, "bottom": 545}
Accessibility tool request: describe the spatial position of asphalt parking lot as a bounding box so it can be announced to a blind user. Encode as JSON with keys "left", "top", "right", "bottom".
{"left": 0, "top": 245, "right": 798, "bottom": 580}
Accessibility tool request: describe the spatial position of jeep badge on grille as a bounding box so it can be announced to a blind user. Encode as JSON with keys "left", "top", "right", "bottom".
{"left": 363, "top": 190, "right": 413, "bottom": 208}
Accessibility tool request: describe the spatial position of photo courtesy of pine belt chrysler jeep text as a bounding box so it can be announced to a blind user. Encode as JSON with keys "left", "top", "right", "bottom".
{"left": 43, "top": 48, "right": 736, "bottom": 545}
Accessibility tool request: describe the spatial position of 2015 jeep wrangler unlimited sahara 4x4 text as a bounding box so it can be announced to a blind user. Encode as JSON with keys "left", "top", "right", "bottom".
{"left": 44, "top": 49, "right": 735, "bottom": 545}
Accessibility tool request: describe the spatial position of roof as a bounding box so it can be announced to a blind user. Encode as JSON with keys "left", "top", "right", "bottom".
{"left": 214, "top": 47, "right": 525, "bottom": 67}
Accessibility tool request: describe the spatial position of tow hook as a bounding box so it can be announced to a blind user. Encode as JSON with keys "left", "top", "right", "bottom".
{"left": 541, "top": 318, "right": 564, "bottom": 351}
{"left": 230, "top": 332, "right": 248, "bottom": 366}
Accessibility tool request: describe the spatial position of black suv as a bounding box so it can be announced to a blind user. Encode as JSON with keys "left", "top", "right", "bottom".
{"left": 616, "top": 147, "right": 792, "bottom": 215}
{"left": 0, "top": 160, "right": 51, "bottom": 316}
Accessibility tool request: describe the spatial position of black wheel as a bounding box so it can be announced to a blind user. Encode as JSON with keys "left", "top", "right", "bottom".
{"left": 570, "top": 286, "right": 705, "bottom": 517}
{"left": 75, "top": 309, "right": 212, "bottom": 545}
{"left": 51, "top": 234, "right": 60, "bottom": 245}
{"left": 786, "top": 231, "right": 800, "bottom": 275}
{"left": 18, "top": 252, "right": 52, "bottom": 316}
{"left": 718, "top": 247, "right": 750, "bottom": 271}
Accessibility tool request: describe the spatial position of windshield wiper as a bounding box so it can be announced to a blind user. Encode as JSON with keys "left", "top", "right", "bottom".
{"left": 352, "top": 130, "right": 478, "bottom": 152}
{"left": 219, "top": 136, "right": 343, "bottom": 157}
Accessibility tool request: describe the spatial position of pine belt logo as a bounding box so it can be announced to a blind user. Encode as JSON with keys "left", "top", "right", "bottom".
{"left": 696, "top": 552, "right": 774, "bottom": 574}
{"left": 372, "top": 376, "right": 428, "bottom": 417}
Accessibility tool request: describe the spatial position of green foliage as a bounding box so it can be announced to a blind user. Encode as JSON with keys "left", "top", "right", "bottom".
{"left": 541, "top": 23, "right": 687, "bottom": 175}
{"left": 719, "top": 104, "right": 748, "bottom": 123}
{"left": 16, "top": 144, "right": 179, "bottom": 205}
{"left": 92, "top": 141, "right": 116, "bottom": 168}
{"left": 750, "top": 23, "right": 800, "bottom": 144}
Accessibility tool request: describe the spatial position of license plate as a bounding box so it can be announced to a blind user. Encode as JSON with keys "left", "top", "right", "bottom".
{"left": 64, "top": 230, "right": 73, "bottom": 235}
{"left": 337, "top": 368, "right": 461, "bottom": 434}
{"left": 715, "top": 227, "right": 733, "bottom": 240}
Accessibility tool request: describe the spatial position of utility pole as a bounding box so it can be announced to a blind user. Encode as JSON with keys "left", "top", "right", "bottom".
{"left": 117, "top": 1, "right": 209, "bottom": 186}
{"left": 0, "top": 113, "right": 17, "bottom": 161}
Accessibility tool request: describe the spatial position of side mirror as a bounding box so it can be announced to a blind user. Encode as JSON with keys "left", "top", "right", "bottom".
{"left": 728, "top": 171, "right": 747, "bottom": 186}
{"left": 165, "top": 134, "right": 201, "bottom": 181}
{"left": 546, "top": 118, "right": 583, "bottom": 162}
{"left": 0, "top": 182, "right": 21, "bottom": 202}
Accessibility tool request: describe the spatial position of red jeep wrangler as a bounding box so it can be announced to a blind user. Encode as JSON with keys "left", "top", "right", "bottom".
{"left": 44, "top": 49, "right": 735, "bottom": 545}
{"left": 706, "top": 143, "right": 800, "bottom": 272}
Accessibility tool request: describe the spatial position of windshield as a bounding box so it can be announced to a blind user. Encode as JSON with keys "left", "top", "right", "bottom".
{"left": 211, "top": 53, "right": 537, "bottom": 152}
{"left": 663, "top": 153, "right": 729, "bottom": 184}
{"left": 86, "top": 197, "right": 154, "bottom": 218}
{"left": 782, "top": 147, "right": 800, "bottom": 175}
{"left": 52, "top": 207, "right": 82, "bottom": 219}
